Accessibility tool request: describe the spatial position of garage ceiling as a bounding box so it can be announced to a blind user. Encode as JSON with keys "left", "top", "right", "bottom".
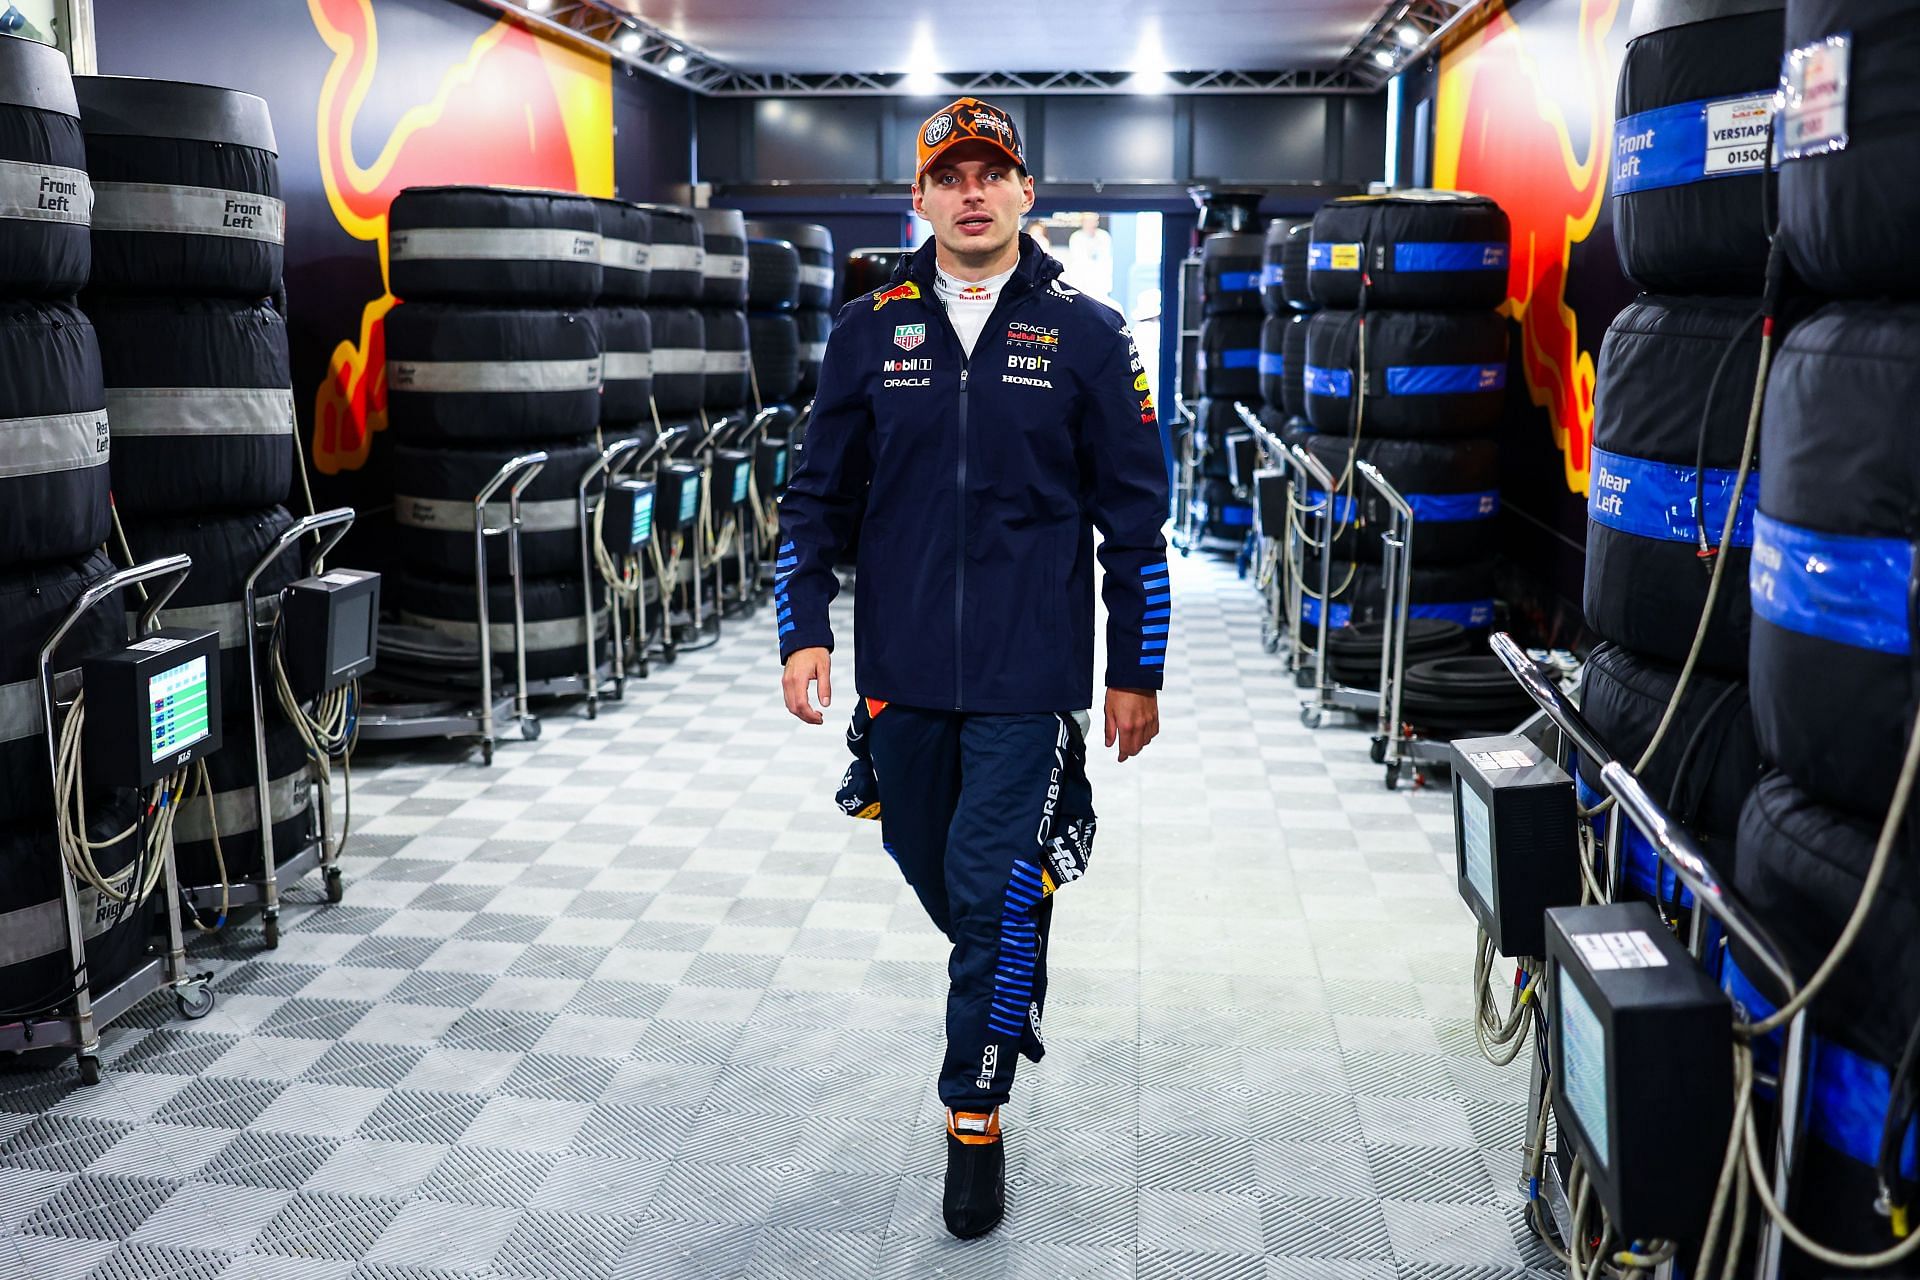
{"left": 601, "top": 0, "right": 1397, "bottom": 74}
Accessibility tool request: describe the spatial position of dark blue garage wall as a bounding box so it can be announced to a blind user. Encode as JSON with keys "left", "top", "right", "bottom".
{"left": 699, "top": 92, "right": 1388, "bottom": 188}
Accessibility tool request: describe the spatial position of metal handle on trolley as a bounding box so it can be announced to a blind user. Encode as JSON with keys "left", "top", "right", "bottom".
{"left": 1355, "top": 460, "right": 1410, "bottom": 518}
{"left": 246, "top": 507, "right": 356, "bottom": 597}
{"left": 1596, "top": 762, "right": 1799, "bottom": 1000}
{"left": 1234, "top": 401, "right": 1286, "bottom": 460}
{"left": 474, "top": 451, "right": 548, "bottom": 515}
{"left": 581, "top": 437, "right": 644, "bottom": 492}
{"left": 631, "top": 425, "right": 688, "bottom": 474}
{"left": 1489, "top": 632, "right": 1614, "bottom": 775}
{"left": 1286, "top": 441, "right": 1335, "bottom": 492}
{"left": 40, "top": 554, "right": 194, "bottom": 681}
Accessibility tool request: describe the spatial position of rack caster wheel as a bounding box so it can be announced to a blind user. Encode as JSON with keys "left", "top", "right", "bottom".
{"left": 1384, "top": 761, "right": 1402, "bottom": 790}
{"left": 262, "top": 915, "right": 281, "bottom": 949}
{"left": 175, "top": 983, "right": 215, "bottom": 1020}
{"left": 481, "top": 739, "right": 495, "bottom": 766}
{"left": 324, "top": 868, "right": 345, "bottom": 904}
{"left": 1369, "top": 737, "right": 1388, "bottom": 765}
{"left": 1300, "top": 705, "right": 1322, "bottom": 730}
{"left": 77, "top": 1054, "right": 100, "bottom": 1086}
{"left": 521, "top": 716, "right": 542, "bottom": 742}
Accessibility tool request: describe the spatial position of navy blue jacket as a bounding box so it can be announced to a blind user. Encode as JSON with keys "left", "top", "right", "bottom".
{"left": 775, "top": 236, "right": 1170, "bottom": 713}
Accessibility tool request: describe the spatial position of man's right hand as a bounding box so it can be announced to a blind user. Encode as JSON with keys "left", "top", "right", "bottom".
{"left": 782, "top": 647, "right": 832, "bottom": 725}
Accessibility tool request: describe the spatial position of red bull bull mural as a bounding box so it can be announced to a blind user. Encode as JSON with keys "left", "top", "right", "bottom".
{"left": 307, "top": 0, "right": 614, "bottom": 474}
{"left": 1434, "top": 0, "right": 1625, "bottom": 495}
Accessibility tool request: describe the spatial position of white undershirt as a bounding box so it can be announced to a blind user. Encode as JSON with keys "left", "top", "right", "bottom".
{"left": 934, "top": 263, "right": 1016, "bottom": 357}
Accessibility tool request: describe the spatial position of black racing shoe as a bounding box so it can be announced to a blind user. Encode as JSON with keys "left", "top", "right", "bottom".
{"left": 944, "top": 1109, "right": 1006, "bottom": 1239}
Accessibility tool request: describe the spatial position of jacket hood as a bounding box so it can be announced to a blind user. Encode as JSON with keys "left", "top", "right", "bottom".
{"left": 895, "top": 232, "right": 1064, "bottom": 289}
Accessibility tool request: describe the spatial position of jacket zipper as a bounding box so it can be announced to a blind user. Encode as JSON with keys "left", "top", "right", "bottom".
{"left": 955, "top": 366, "right": 968, "bottom": 711}
{"left": 918, "top": 271, "right": 1034, "bottom": 711}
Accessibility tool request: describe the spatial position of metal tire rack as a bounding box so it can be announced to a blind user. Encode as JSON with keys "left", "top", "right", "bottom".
{"left": 1237, "top": 404, "right": 1301, "bottom": 666}
{"left": 1, "top": 555, "right": 217, "bottom": 1086}
{"left": 1354, "top": 460, "right": 1456, "bottom": 791}
{"left": 1281, "top": 431, "right": 1378, "bottom": 730}
{"left": 1489, "top": 632, "right": 1807, "bottom": 1280}
{"left": 175, "top": 508, "right": 360, "bottom": 946}
{"left": 358, "top": 451, "right": 548, "bottom": 766}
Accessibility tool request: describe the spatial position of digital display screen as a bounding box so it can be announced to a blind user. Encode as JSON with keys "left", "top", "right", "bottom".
{"left": 1459, "top": 780, "right": 1495, "bottom": 913}
{"left": 150, "top": 655, "right": 211, "bottom": 763}
{"left": 678, "top": 475, "right": 700, "bottom": 524}
{"left": 631, "top": 490, "right": 654, "bottom": 547}
{"left": 731, "top": 464, "right": 751, "bottom": 506}
{"left": 330, "top": 591, "right": 373, "bottom": 674}
{"left": 1559, "top": 967, "right": 1610, "bottom": 1169}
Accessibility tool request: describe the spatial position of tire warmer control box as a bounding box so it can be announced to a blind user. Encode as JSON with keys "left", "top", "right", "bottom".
{"left": 280, "top": 569, "right": 382, "bottom": 696}
{"left": 1546, "top": 901, "right": 1732, "bottom": 1242}
{"left": 82, "top": 628, "right": 224, "bottom": 786}
{"left": 1450, "top": 734, "right": 1580, "bottom": 958}
{"left": 655, "top": 463, "right": 702, "bottom": 535}
{"left": 756, "top": 436, "right": 790, "bottom": 495}
{"left": 714, "top": 449, "right": 754, "bottom": 508}
{"left": 602, "top": 480, "right": 657, "bottom": 559}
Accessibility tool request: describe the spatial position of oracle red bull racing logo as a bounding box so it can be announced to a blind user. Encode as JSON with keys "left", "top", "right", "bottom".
{"left": 872, "top": 282, "right": 921, "bottom": 310}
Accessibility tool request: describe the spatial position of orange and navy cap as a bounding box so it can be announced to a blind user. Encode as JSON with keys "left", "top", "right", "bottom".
{"left": 916, "top": 98, "right": 1025, "bottom": 179}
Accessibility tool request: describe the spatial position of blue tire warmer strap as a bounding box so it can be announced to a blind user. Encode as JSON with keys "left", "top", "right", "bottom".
{"left": 1588, "top": 446, "right": 1757, "bottom": 547}
{"left": 1612, "top": 91, "right": 1775, "bottom": 197}
{"left": 1214, "top": 271, "right": 1260, "bottom": 293}
{"left": 1305, "top": 364, "right": 1507, "bottom": 399}
{"left": 1305, "top": 489, "right": 1499, "bottom": 524}
{"left": 1302, "top": 597, "right": 1492, "bottom": 629}
{"left": 1750, "top": 513, "right": 1915, "bottom": 657}
{"left": 1724, "top": 954, "right": 1920, "bottom": 1184}
{"left": 1574, "top": 772, "right": 1698, "bottom": 909}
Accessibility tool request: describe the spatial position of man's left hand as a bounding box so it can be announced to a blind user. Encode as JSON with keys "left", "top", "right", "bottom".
{"left": 1104, "top": 688, "right": 1159, "bottom": 763}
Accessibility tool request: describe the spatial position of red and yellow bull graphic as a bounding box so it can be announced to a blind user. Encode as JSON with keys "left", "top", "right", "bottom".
{"left": 871, "top": 281, "right": 920, "bottom": 310}
{"left": 1434, "top": 0, "right": 1624, "bottom": 495}
{"left": 307, "top": 0, "right": 614, "bottom": 473}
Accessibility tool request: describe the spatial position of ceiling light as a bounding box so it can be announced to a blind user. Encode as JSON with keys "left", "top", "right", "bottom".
{"left": 666, "top": 52, "right": 689, "bottom": 74}
{"left": 1397, "top": 23, "right": 1421, "bottom": 45}
{"left": 525, "top": 0, "right": 551, "bottom": 11}
{"left": 1373, "top": 48, "right": 1397, "bottom": 67}
{"left": 902, "top": 25, "right": 938, "bottom": 95}
{"left": 1130, "top": 21, "right": 1171, "bottom": 95}
{"left": 617, "top": 27, "right": 642, "bottom": 52}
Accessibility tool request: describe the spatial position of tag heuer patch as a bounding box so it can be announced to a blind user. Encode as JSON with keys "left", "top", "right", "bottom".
{"left": 893, "top": 324, "right": 926, "bottom": 351}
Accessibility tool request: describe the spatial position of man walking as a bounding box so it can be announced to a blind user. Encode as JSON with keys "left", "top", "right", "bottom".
{"left": 774, "top": 97, "right": 1170, "bottom": 1239}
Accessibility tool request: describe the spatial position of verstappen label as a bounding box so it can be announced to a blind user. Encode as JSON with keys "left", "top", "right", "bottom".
{"left": 1612, "top": 92, "right": 1774, "bottom": 194}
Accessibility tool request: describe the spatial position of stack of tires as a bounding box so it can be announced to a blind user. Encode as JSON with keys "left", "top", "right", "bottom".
{"left": 1578, "top": 0, "right": 1779, "bottom": 930}
{"left": 1259, "top": 220, "right": 1316, "bottom": 437}
{"left": 382, "top": 185, "right": 610, "bottom": 692}
{"left": 748, "top": 220, "right": 833, "bottom": 402}
{"left": 1299, "top": 192, "right": 1510, "bottom": 661}
{"left": 744, "top": 235, "right": 802, "bottom": 407}
{"left": 0, "top": 38, "right": 158, "bottom": 1013}
{"left": 695, "top": 208, "right": 752, "bottom": 420}
{"left": 1726, "top": 2, "right": 1920, "bottom": 1266}
{"left": 1193, "top": 229, "right": 1265, "bottom": 542}
{"left": 594, "top": 197, "right": 653, "bottom": 449}
{"left": 637, "top": 203, "right": 706, "bottom": 442}
{"left": 75, "top": 74, "right": 312, "bottom": 893}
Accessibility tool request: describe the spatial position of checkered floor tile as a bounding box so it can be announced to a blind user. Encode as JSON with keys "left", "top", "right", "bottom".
{"left": 0, "top": 553, "right": 1560, "bottom": 1279}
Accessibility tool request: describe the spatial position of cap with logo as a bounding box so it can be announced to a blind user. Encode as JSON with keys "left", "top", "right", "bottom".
{"left": 916, "top": 98, "right": 1025, "bottom": 178}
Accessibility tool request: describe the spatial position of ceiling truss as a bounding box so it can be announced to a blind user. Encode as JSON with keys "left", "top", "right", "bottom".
{"left": 477, "top": 0, "right": 1473, "bottom": 97}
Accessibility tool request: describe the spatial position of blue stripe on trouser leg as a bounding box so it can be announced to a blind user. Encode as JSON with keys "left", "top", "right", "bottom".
{"left": 866, "top": 706, "right": 1082, "bottom": 1109}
